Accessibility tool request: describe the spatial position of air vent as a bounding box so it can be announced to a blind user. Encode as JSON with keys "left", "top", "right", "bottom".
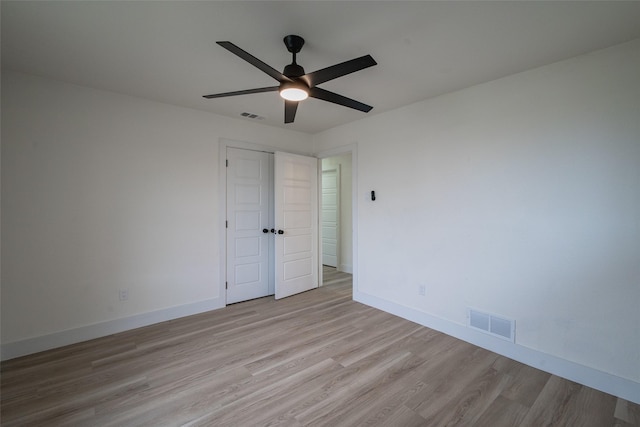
{"left": 468, "top": 309, "right": 515, "bottom": 342}
{"left": 240, "top": 112, "right": 265, "bottom": 120}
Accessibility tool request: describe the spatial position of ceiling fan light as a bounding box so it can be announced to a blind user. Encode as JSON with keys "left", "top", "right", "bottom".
{"left": 279, "top": 84, "right": 308, "bottom": 101}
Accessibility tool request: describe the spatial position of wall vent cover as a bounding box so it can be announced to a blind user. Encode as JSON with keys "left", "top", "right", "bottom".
{"left": 468, "top": 309, "right": 515, "bottom": 342}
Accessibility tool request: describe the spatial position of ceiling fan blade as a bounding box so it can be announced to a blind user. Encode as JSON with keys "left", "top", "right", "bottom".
{"left": 308, "top": 87, "right": 373, "bottom": 113}
{"left": 203, "top": 86, "right": 279, "bottom": 99}
{"left": 217, "top": 41, "right": 292, "bottom": 83}
{"left": 284, "top": 100, "right": 298, "bottom": 123}
{"left": 302, "top": 55, "right": 377, "bottom": 87}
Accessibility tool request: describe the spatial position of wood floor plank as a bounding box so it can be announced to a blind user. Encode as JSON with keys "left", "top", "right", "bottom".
{"left": 311, "top": 354, "right": 433, "bottom": 427}
{"left": 554, "top": 386, "right": 616, "bottom": 427}
{"left": 2, "top": 267, "right": 635, "bottom": 426}
{"left": 294, "top": 351, "right": 417, "bottom": 426}
{"left": 519, "top": 375, "right": 584, "bottom": 427}
{"left": 371, "top": 404, "right": 427, "bottom": 427}
{"left": 404, "top": 344, "right": 494, "bottom": 412}
{"left": 423, "top": 366, "right": 511, "bottom": 426}
{"left": 331, "top": 321, "right": 423, "bottom": 367}
{"left": 184, "top": 358, "right": 344, "bottom": 427}
{"left": 616, "top": 398, "right": 640, "bottom": 426}
{"left": 474, "top": 395, "right": 530, "bottom": 427}
{"left": 243, "top": 324, "right": 361, "bottom": 376}
{"left": 492, "top": 356, "right": 552, "bottom": 407}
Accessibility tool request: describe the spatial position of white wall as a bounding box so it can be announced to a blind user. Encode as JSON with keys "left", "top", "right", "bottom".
{"left": 314, "top": 39, "right": 640, "bottom": 400}
{"left": 1, "top": 71, "right": 312, "bottom": 357}
{"left": 321, "top": 153, "right": 352, "bottom": 273}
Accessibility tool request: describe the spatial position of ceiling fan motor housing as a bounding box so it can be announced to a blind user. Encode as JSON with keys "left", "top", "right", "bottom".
{"left": 283, "top": 63, "right": 305, "bottom": 78}
{"left": 284, "top": 35, "right": 305, "bottom": 53}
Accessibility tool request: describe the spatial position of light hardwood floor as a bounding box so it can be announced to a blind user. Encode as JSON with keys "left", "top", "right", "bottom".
{"left": 2, "top": 267, "right": 638, "bottom": 426}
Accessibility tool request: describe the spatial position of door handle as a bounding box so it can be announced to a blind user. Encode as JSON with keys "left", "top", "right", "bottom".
{"left": 270, "top": 229, "right": 275, "bottom": 233}
{"left": 278, "top": 230, "right": 284, "bottom": 235}
{"left": 262, "top": 228, "right": 269, "bottom": 233}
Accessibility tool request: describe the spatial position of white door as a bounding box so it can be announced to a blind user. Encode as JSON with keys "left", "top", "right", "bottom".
{"left": 321, "top": 168, "right": 340, "bottom": 267}
{"left": 226, "top": 148, "right": 274, "bottom": 304}
{"left": 274, "top": 152, "right": 318, "bottom": 299}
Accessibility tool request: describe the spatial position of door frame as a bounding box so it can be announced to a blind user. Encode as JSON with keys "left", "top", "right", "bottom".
{"left": 219, "top": 139, "right": 314, "bottom": 305}
{"left": 219, "top": 139, "right": 358, "bottom": 304}
{"left": 315, "top": 144, "right": 358, "bottom": 293}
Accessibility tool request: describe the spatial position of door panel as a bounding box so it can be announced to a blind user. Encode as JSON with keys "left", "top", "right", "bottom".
{"left": 321, "top": 168, "right": 339, "bottom": 267}
{"left": 274, "top": 152, "right": 318, "bottom": 299}
{"left": 284, "top": 235, "right": 312, "bottom": 254}
{"left": 226, "top": 148, "right": 273, "bottom": 304}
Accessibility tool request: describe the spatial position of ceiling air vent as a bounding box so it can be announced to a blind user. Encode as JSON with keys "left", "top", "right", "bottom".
{"left": 240, "top": 112, "right": 265, "bottom": 120}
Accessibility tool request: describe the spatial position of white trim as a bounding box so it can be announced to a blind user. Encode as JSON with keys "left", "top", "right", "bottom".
{"left": 219, "top": 142, "right": 229, "bottom": 304}
{"left": 314, "top": 143, "right": 357, "bottom": 160}
{"left": 353, "top": 289, "right": 640, "bottom": 405}
{"left": 317, "top": 158, "right": 324, "bottom": 287}
{"left": 1, "top": 298, "right": 225, "bottom": 361}
{"left": 219, "top": 138, "right": 309, "bottom": 157}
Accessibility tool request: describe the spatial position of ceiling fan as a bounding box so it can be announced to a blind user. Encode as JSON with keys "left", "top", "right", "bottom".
{"left": 203, "top": 35, "right": 377, "bottom": 124}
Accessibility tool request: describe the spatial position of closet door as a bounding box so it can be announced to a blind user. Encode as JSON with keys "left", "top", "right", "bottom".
{"left": 274, "top": 152, "right": 318, "bottom": 299}
{"left": 226, "top": 148, "right": 273, "bottom": 304}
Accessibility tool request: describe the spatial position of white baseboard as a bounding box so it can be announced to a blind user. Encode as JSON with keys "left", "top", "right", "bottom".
{"left": 353, "top": 289, "right": 640, "bottom": 405}
{"left": 339, "top": 264, "right": 353, "bottom": 274}
{"left": 1, "top": 297, "right": 225, "bottom": 361}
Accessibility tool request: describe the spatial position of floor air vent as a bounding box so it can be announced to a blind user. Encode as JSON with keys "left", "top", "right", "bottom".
{"left": 468, "top": 309, "right": 515, "bottom": 342}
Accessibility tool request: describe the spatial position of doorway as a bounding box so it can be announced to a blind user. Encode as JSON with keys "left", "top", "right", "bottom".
{"left": 320, "top": 153, "right": 353, "bottom": 275}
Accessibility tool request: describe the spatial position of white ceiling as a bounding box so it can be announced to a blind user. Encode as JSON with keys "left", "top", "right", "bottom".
{"left": 3, "top": 1, "right": 640, "bottom": 134}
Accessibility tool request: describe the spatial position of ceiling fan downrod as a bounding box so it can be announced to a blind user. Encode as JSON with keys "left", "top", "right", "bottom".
{"left": 283, "top": 35, "right": 305, "bottom": 78}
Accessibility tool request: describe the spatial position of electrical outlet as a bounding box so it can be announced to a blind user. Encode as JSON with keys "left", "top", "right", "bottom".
{"left": 119, "top": 289, "right": 129, "bottom": 301}
{"left": 418, "top": 285, "right": 426, "bottom": 296}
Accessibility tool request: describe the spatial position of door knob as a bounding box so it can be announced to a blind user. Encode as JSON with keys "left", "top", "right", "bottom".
{"left": 270, "top": 229, "right": 275, "bottom": 233}
{"left": 262, "top": 228, "right": 269, "bottom": 233}
{"left": 278, "top": 230, "right": 284, "bottom": 235}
